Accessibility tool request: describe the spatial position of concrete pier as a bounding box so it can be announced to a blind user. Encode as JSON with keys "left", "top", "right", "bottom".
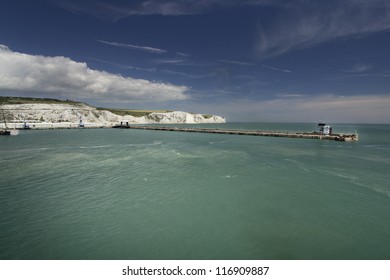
{"left": 113, "top": 124, "right": 358, "bottom": 142}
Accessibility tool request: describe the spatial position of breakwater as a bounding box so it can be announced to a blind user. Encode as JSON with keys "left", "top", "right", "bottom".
{"left": 113, "top": 124, "right": 358, "bottom": 141}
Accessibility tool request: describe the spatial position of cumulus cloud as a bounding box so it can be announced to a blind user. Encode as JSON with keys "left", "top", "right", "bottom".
{"left": 0, "top": 45, "right": 189, "bottom": 102}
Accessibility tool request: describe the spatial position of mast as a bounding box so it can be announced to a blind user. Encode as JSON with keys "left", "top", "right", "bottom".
{"left": 1, "top": 108, "right": 8, "bottom": 131}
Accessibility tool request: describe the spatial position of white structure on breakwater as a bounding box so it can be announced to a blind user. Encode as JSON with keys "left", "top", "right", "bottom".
{"left": 318, "top": 122, "right": 332, "bottom": 135}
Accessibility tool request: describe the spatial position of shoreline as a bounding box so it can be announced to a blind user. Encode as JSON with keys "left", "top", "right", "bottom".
{"left": 0, "top": 122, "right": 111, "bottom": 130}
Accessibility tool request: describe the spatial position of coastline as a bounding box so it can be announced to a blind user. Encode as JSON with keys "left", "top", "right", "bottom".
{"left": 0, "top": 122, "right": 111, "bottom": 130}
{"left": 0, "top": 118, "right": 225, "bottom": 130}
{"left": 0, "top": 101, "right": 226, "bottom": 129}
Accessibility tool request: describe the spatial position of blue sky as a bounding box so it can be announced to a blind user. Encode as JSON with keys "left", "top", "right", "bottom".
{"left": 1, "top": 0, "right": 390, "bottom": 123}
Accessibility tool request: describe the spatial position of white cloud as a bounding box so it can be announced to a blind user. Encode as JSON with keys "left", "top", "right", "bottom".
{"left": 153, "top": 58, "right": 187, "bottom": 65}
{"left": 55, "top": 0, "right": 283, "bottom": 20}
{"left": 348, "top": 63, "right": 373, "bottom": 73}
{"left": 162, "top": 69, "right": 214, "bottom": 79}
{"left": 0, "top": 45, "right": 189, "bottom": 102}
{"left": 96, "top": 40, "right": 167, "bottom": 54}
{"left": 176, "top": 52, "right": 190, "bottom": 57}
{"left": 257, "top": 0, "right": 390, "bottom": 58}
{"left": 218, "top": 59, "right": 254, "bottom": 66}
{"left": 261, "top": 64, "right": 292, "bottom": 73}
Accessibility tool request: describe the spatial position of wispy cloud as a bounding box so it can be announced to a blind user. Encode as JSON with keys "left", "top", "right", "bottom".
{"left": 57, "top": 1, "right": 390, "bottom": 60}
{"left": 261, "top": 64, "right": 292, "bottom": 73}
{"left": 154, "top": 58, "right": 186, "bottom": 64}
{"left": 218, "top": 59, "right": 255, "bottom": 66}
{"left": 234, "top": 75, "right": 255, "bottom": 80}
{"left": 86, "top": 57, "right": 157, "bottom": 73}
{"left": 162, "top": 69, "right": 215, "bottom": 79}
{"left": 189, "top": 88, "right": 240, "bottom": 99}
{"left": 274, "top": 93, "right": 304, "bottom": 98}
{"left": 96, "top": 40, "right": 167, "bottom": 54}
{"left": 0, "top": 45, "right": 188, "bottom": 102}
{"left": 257, "top": 0, "right": 390, "bottom": 58}
{"left": 86, "top": 56, "right": 213, "bottom": 79}
{"left": 176, "top": 52, "right": 190, "bottom": 57}
{"left": 55, "top": 0, "right": 284, "bottom": 20}
{"left": 151, "top": 58, "right": 211, "bottom": 66}
{"left": 325, "top": 72, "right": 390, "bottom": 81}
{"left": 128, "top": 66, "right": 157, "bottom": 73}
{"left": 344, "top": 63, "right": 373, "bottom": 73}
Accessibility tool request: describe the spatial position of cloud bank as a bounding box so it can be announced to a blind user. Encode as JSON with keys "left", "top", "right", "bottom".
{"left": 217, "top": 94, "right": 390, "bottom": 123}
{"left": 0, "top": 45, "right": 188, "bottom": 102}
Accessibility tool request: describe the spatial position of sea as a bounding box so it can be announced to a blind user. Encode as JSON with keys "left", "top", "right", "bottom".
{"left": 0, "top": 123, "right": 389, "bottom": 260}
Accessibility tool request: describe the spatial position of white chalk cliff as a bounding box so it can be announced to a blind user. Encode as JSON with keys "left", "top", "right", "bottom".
{"left": 1, "top": 103, "right": 225, "bottom": 129}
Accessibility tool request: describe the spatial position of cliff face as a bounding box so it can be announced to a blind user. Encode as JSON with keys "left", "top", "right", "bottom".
{"left": 1, "top": 103, "right": 225, "bottom": 128}
{"left": 144, "top": 111, "right": 225, "bottom": 124}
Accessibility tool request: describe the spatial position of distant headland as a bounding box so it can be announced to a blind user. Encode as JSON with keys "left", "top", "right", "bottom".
{"left": 0, "top": 96, "right": 226, "bottom": 129}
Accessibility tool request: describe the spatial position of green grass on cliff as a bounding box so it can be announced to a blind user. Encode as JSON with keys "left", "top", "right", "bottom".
{"left": 0, "top": 96, "right": 84, "bottom": 106}
{"left": 0, "top": 96, "right": 216, "bottom": 118}
{"left": 97, "top": 108, "right": 172, "bottom": 117}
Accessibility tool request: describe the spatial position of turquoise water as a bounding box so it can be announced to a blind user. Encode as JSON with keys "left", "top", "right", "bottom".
{"left": 0, "top": 123, "right": 389, "bottom": 260}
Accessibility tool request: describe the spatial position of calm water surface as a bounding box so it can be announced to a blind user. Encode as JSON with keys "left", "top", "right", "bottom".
{"left": 0, "top": 123, "right": 389, "bottom": 259}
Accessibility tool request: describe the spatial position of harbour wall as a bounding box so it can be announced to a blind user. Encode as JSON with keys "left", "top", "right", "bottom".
{"left": 113, "top": 125, "right": 358, "bottom": 142}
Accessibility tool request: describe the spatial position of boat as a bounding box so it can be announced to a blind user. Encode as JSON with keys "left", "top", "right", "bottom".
{"left": 1, "top": 109, "right": 11, "bottom": 135}
{"left": 1, "top": 108, "right": 18, "bottom": 136}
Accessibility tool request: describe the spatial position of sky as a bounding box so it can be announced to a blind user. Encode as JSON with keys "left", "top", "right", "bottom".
{"left": 1, "top": 0, "right": 390, "bottom": 123}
